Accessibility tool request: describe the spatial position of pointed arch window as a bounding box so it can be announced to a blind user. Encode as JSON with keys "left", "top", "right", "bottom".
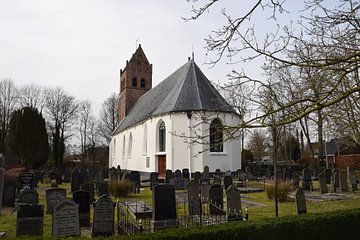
{"left": 210, "top": 118, "right": 223, "bottom": 152}
{"left": 159, "top": 121, "right": 166, "bottom": 152}
{"left": 122, "top": 135, "right": 126, "bottom": 158}
{"left": 132, "top": 78, "right": 137, "bottom": 87}
{"left": 141, "top": 79, "right": 146, "bottom": 88}
{"left": 143, "top": 124, "right": 148, "bottom": 154}
{"left": 128, "top": 133, "right": 133, "bottom": 158}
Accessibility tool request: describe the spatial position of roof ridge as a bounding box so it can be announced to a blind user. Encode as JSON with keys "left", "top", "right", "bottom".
{"left": 191, "top": 61, "right": 203, "bottom": 109}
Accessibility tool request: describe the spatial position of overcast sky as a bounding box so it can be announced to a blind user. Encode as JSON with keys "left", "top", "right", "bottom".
{"left": 0, "top": 0, "right": 304, "bottom": 116}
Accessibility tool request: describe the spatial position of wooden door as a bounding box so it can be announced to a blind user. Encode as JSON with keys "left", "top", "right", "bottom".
{"left": 158, "top": 155, "right": 166, "bottom": 177}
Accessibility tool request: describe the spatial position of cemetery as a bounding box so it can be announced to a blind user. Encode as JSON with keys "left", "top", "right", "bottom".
{"left": 1, "top": 163, "right": 360, "bottom": 239}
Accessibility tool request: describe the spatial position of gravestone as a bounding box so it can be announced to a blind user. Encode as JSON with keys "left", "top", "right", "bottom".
{"left": 165, "top": 170, "right": 173, "bottom": 184}
{"left": 174, "top": 170, "right": 184, "bottom": 190}
{"left": 292, "top": 172, "right": 300, "bottom": 190}
{"left": 200, "top": 183, "right": 210, "bottom": 203}
{"left": 226, "top": 185, "right": 242, "bottom": 221}
{"left": 319, "top": 173, "right": 328, "bottom": 194}
{"left": 45, "top": 188, "right": 66, "bottom": 214}
{"left": 71, "top": 170, "right": 81, "bottom": 192}
{"left": 91, "top": 195, "right": 114, "bottom": 237}
{"left": 348, "top": 168, "right": 358, "bottom": 192}
{"left": 187, "top": 180, "right": 201, "bottom": 216}
{"left": 97, "top": 181, "right": 109, "bottom": 196}
{"left": 295, "top": 189, "right": 307, "bottom": 214}
{"left": 52, "top": 198, "right": 80, "bottom": 237}
{"left": 0, "top": 154, "right": 4, "bottom": 214}
{"left": 18, "top": 189, "right": 39, "bottom": 205}
{"left": 150, "top": 172, "right": 159, "bottom": 190}
{"left": 332, "top": 169, "right": 340, "bottom": 188}
{"left": 339, "top": 170, "right": 348, "bottom": 192}
{"left": 182, "top": 168, "right": 190, "bottom": 186}
{"left": 193, "top": 171, "right": 201, "bottom": 183}
{"left": 63, "top": 168, "right": 71, "bottom": 183}
{"left": 18, "top": 172, "right": 34, "bottom": 191}
{"left": 209, "top": 184, "right": 225, "bottom": 215}
{"left": 225, "top": 170, "right": 232, "bottom": 176}
{"left": 152, "top": 184, "right": 177, "bottom": 230}
{"left": 325, "top": 169, "right": 332, "bottom": 184}
{"left": 81, "top": 182, "right": 95, "bottom": 203}
{"left": 302, "top": 168, "right": 312, "bottom": 190}
{"left": 201, "top": 166, "right": 210, "bottom": 184}
{"left": 129, "top": 171, "right": 141, "bottom": 193}
{"left": 224, "top": 175, "right": 233, "bottom": 190}
{"left": 2, "top": 183, "right": 16, "bottom": 207}
{"left": 16, "top": 204, "right": 44, "bottom": 237}
{"left": 73, "top": 190, "right": 90, "bottom": 227}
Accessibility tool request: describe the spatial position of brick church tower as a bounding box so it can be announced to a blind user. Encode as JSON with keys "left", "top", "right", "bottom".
{"left": 118, "top": 45, "right": 152, "bottom": 121}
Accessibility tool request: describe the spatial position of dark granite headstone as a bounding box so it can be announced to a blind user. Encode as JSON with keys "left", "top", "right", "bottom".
{"left": 302, "top": 168, "right": 312, "bottom": 190}
{"left": 339, "top": 170, "right": 348, "bottom": 192}
{"left": 18, "top": 172, "right": 34, "bottom": 191}
{"left": 174, "top": 170, "right": 184, "bottom": 190}
{"left": 91, "top": 195, "right": 114, "bottom": 237}
{"left": 193, "top": 171, "right": 201, "bottom": 183}
{"left": 150, "top": 172, "right": 159, "bottom": 190}
{"left": 152, "top": 184, "right": 177, "bottom": 230}
{"left": 16, "top": 204, "right": 44, "bottom": 237}
{"left": 187, "top": 180, "right": 201, "bottom": 216}
{"left": 209, "top": 184, "right": 225, "bottom": 215}
{"left": 182, "top": 168, "right": 190, "bottom": 186}
{"left": 319, "top": 173, "right": 328, "bottom": 194}
{"left": 224, "top": 175, "right": 233, "bottom": 190}
{"left": 292, "top": 172, "right": 300, "bottom": 190}
{"left": 225, "top": 170, "right": 232, "bottom": 176}
{"left": 81, "top": 182, "right": 95, "bottom": 203}
{"left": 2, "top": 183, "right": 16, "bottom": 207}
{"left": 201, "top": 166, "right": 210, "bottom": 184}
{"left": 71, "top": 170, "right": 81, "bottom": 193}
{"left": 295, "top": 189, "right": 307, "bottom": 214}
{"left": 332, "top": 169, "right": 340, "bottom": 188}
{"left": 165, "top": 170, "right": 173, "bottom": 184}
{"left": 18, "top": 189, "right": 39, "bottom": 205}
{"left": 226, "top": 185, "right": 242, "bottom": 221}
{"left": 97, "top": 181, "right": 109, "bottom": 196}
{"left": 45, "top": 188, "right": 66, "bottom": 214}
{"left": 129, "top": 171, "right": 141, "bottom": 193}
{"left": 200, "top": 183, "right": 210, "bottom": 203}
{"left": 73, "top": 190, "right": 90, "bottom": 227}
{"left": 52, "top": 198, "right": 80, "bottom": 237}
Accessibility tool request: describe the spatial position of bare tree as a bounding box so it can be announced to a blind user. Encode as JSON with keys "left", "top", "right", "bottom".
{"left": 248, "top": 129, "right": 267, "bottom": 161}
{"left": 88, "top": 116, "right": 101, "bottom": 168}
{"left": 99, "top": 93, "right": 119, "bottom": 144}
{"left": 18, "top": 84, "right": 45, "bottom": 112}
{"left": 44, "top": 87, "right": 78, "bottom": 166}
{"left": 0, "top": 79, "right": 18, "bottom": 153}
{"left": 78, "top": 100, "right": 92, "bottom": 162}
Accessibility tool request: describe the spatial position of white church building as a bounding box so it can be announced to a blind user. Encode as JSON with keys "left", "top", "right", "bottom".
{"left": 109, "top": 45, "right": 241, "bottom": 176}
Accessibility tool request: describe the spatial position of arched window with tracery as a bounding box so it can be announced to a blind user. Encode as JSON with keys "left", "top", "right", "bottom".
{"left": 128, "top": 133, "right": 133, "bottom": 158}
{"left": 210, "top": 118, "right": 223, "bottom": 152}
{"left": 159, "top": 121, "right": 166, "bottom": 152}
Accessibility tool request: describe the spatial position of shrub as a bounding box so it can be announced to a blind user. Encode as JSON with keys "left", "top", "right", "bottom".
{"left": 109, "top": 179, "right": 133, "bottom": 198}
{"left": 266, "top": 180, "right": 292, "bottom": 202}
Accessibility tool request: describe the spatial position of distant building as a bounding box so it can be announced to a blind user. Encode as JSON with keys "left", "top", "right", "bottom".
{"left": 109, "top": 45, "right": 241, "bottom": 176}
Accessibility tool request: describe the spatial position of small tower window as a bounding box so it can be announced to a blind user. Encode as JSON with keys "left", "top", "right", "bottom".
{"left": 141, "top": 79, "right": 146, "bottom": 88}
{"left": 132, "top": 78, "right": 137, "bottom": 87}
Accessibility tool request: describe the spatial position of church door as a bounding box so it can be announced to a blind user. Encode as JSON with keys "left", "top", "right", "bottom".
{"left": 158, "top": 155, "right": 166, "bottom": 177}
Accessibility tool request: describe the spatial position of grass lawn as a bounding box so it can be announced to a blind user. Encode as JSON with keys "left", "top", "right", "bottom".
{"left": 1, "top": 181, "right": 360, "bottom": 238}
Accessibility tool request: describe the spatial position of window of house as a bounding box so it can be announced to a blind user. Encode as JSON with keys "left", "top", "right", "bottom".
{"left": 146, "top": 157, "right": 150, "bottom": 168}
{"left": 210, "top": 118, "right": 223, "bottom": 152}
{"left": 159, "top": 121, "right": 166, "bottom": 152}
{"left": 141, "top": 79, "right": 146, "bottom": 88}
{"left": 143, "top": 124, "right": 147, "bottom": 154}
{"left": 132, "top": 78, "right": 137, "bottom": 87}
{"left": 128, "top": 133, "right": 133, "bottom": 158}
{"left": 122, "top": 135, "right": 125, "bottom": 158}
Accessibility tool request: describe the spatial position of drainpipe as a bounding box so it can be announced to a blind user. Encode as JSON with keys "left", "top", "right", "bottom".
{"left": 187, "top": 111, "right": 192, "bottom": 176}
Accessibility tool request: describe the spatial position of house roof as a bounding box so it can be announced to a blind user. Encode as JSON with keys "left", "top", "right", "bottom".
{"left": 113, "top": 59, "right": 236, "bottom": 135}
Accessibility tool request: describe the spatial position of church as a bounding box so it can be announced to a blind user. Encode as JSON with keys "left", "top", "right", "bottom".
{"left": 109, "top": 45, "right": 241, "bottom": 176}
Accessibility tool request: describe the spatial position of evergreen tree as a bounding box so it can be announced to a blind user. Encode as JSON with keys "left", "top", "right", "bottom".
{"left": 8, "top": 107, "right": 49, "bottom": 168}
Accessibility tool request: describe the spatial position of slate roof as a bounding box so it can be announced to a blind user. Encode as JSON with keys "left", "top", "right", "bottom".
{"left": 113, "top": 59, "right": 236, "bottom": 135}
